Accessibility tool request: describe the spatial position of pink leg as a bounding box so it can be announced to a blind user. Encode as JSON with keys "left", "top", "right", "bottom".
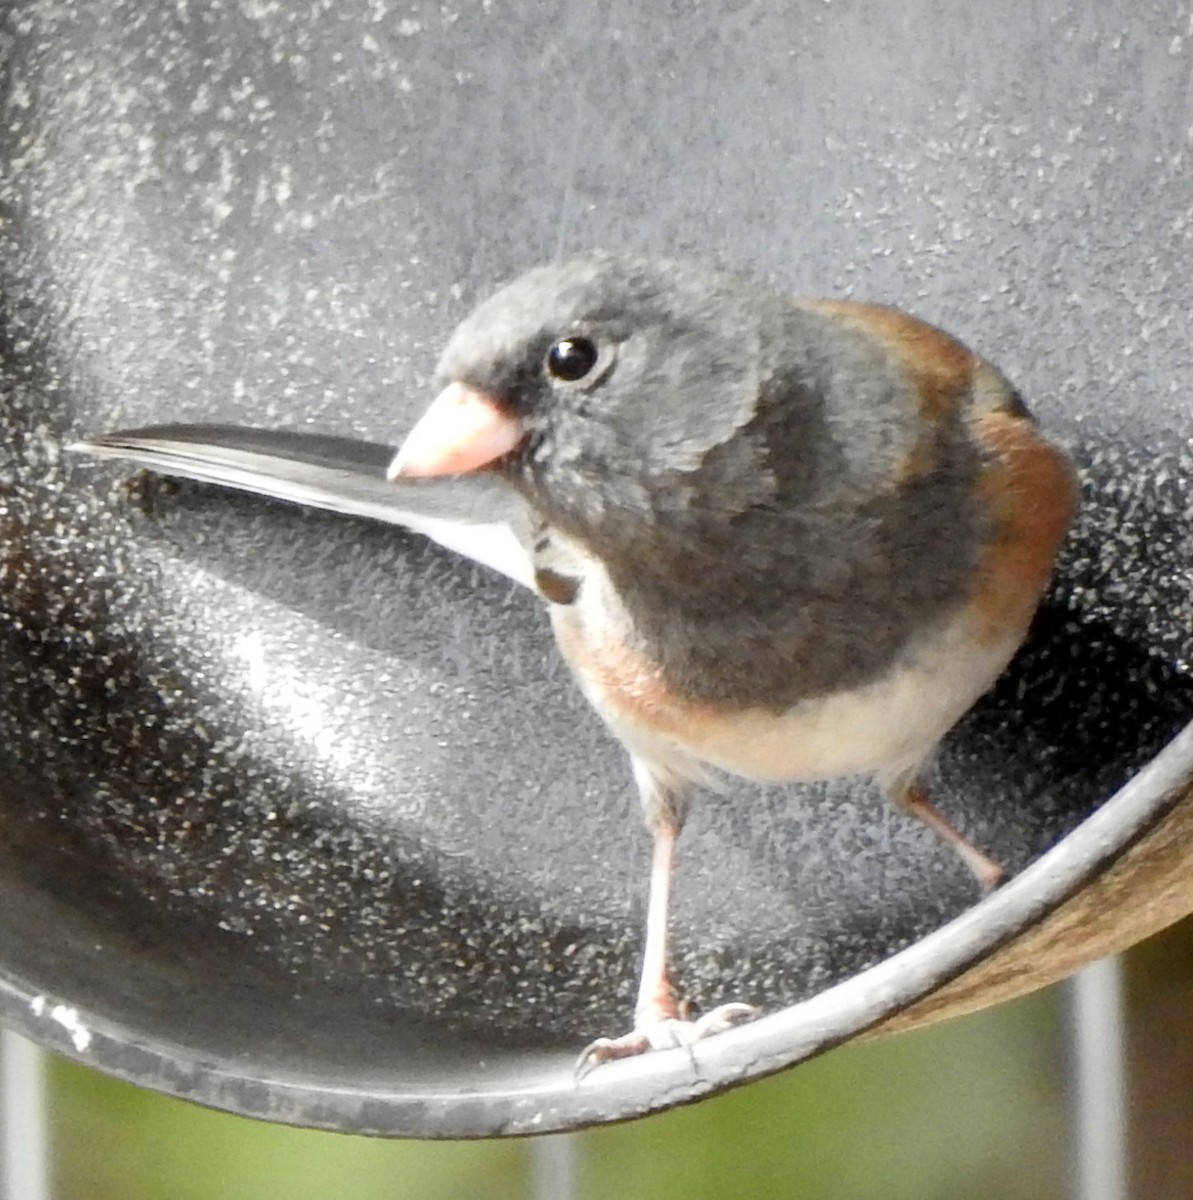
{"left": 576, "top": 799, "right": 757, "bottom": 1079}
{"left": 633, "top": 818, "right": 681, "bottom": 1026}
{"left": 898, "top": 784, "right": 1006, "bottom": 891}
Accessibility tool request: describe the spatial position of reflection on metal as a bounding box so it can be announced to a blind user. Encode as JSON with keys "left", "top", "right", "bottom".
{"left": 0, "top": 1032, "right": 48, "bottom": 1200}
{"left": 1071, "top": 959, "right": 1128, "bottom": 1200}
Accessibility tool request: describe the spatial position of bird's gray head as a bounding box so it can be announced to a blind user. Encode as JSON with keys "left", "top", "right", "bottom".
{"left": 430, "top": 252, "right": 785, "bottom": 549}
{"left": 392, "top": 251, "right": 952, "bottom": 612}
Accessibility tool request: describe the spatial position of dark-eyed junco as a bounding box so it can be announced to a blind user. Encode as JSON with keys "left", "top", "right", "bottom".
{"left": 389, "top": 251, "right": 1078, "bottom": 1072}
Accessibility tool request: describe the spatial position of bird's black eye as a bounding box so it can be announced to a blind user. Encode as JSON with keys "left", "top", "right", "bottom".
{"left": 545, "top": 336, "right": 599, "bottom": 382}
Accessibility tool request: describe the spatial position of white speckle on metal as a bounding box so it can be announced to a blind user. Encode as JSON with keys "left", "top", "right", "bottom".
{"left": 38, "top": 1005, "right": 93, "bottom": 1053}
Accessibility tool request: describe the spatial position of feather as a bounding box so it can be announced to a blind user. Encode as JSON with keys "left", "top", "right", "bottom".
{"left": 71, "top": 424, "right": 537, "bottom": 589}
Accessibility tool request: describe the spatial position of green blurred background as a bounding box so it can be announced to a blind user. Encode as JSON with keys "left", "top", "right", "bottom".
{"left": 44, "top": 917, "right": 1193, "bottom": 1199}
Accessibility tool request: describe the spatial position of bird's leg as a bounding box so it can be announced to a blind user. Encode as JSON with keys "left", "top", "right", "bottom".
{"left": 895, "top": 782, "right": 1006, "bottom": 891}
{"left": 633, "top": 811, "right": 682, "bottom": 1027}
{"left": 575, "top": 768, "right": 757, "bottom": 1079}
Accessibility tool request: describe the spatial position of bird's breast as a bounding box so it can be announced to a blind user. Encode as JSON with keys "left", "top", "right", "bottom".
{"left": 539, "top": 398, "right": 1075, "bottom": 788}
{"left": 544, "top": 531, "right": 1014, "bottom": 786}
{"left": 553, "top": 589, "right": 1024, "bottom": 786}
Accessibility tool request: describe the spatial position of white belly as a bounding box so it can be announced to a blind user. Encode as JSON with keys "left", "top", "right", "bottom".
{"left": 588, "top": 605, "right": 1021, "bottom": 796}
{"left": 677, "top": 616, "right": 1017, "bottom": 785}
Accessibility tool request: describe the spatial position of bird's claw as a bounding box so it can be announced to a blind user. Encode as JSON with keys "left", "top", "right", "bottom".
{"left": 574, "top": 1002, "right": 759, "bottom": 1081}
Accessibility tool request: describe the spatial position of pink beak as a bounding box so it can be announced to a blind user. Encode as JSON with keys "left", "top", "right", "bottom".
{"left": 387, "top": 382, "right": 524, "bottom": 480}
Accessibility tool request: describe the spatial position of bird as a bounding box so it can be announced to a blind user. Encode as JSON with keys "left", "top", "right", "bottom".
{"left": 76, "top": 251, "right": 1077, "bottom": 1076}
{"left": 386, "top": 251, "right": 1078, "bottom": 1073}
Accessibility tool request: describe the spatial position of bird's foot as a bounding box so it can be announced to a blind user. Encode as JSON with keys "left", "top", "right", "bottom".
{"left": 575, "top": 1002, "right": 759, "bottom": 1081}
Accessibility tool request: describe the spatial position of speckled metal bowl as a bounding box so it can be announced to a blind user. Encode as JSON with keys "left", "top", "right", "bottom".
{"left": 1, "top": 0, "right": 1191, "bottom": 1136}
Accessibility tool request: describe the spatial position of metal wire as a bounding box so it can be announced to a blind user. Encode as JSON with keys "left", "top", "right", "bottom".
{"left": 529, "top": 1133, "right": 581, "bottom": 1200}
{"left": 1071, "top": 957, "right": 1129, "bottom": 1200}
{"left": 0, "top": 1031, "right": 49, "bottom": 1200}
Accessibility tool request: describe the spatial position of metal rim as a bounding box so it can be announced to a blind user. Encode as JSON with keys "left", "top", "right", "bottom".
{"left": 5, "top": 718, "right": 1190, "bottom": 1138}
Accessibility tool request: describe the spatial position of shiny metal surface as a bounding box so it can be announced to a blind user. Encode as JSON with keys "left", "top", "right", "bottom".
{"left": 1, "top": 0, "right": 1191, "bottom": 1135}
